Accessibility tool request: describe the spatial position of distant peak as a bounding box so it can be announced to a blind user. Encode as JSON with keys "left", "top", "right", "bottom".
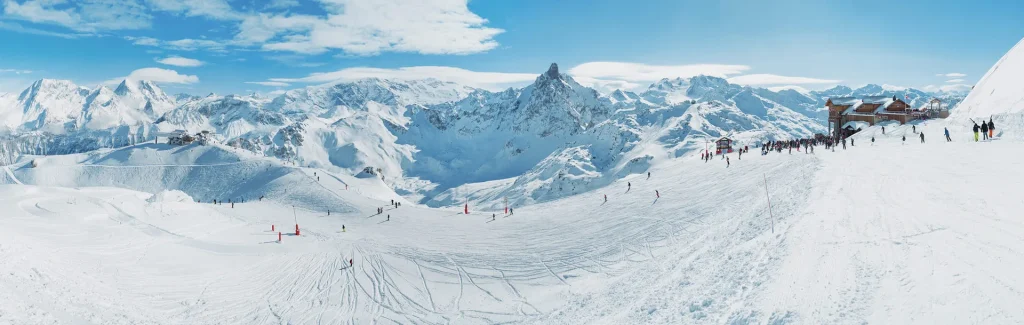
{"left": 546, "top": 63, "right": 559, "bottom": 78}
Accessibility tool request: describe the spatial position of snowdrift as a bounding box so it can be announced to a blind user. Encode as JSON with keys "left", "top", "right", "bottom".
{"left": 950, "top": 37, "right": 1024, "bottom": 139}
{"left": 5, "top": 144, "right": 361, "bottom": 213}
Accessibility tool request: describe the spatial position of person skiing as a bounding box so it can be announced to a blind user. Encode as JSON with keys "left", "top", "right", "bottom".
{"left": 647, "top": 172, "right": 651, "bottom": 179}
{"left": 913, "top": 125, "right": 917, "bottom": 134}
{"left": 871, "top": 136, "right": 875, "bottom": 145}
{"left": 604, "top": 194, "right": 607, "bottom": 202}
{"left": 945, "top": 127, "right": 952, "bottom": 142}
{"left": 655, "top": 190, "right": 659, "bottom": 198}
{"left": 726, "top": 157, "right": 730, "bottom": 167}
{"left": 387, "top": 214, "right": 390, "bottom": 221}
{"left": 851, "top": 138, "right": 854, "bottom": 146}
{"left": 902, "top": 135, "right": 906, "bottom": 144}
{"left": 510, "top": 208, "right": 513, "bottom": 215}
{"left": 973, "top": 122, "right": 981, "bottom": 142}
{"left": 627, "top": 182, "right": 631, "bottom": 191}
{"left": 882, "top": 126, "right": 886, "bottom": 134}
{"left": 492, "top": 213, "right": 495, "bottom": 221}
{"left": 981, "top": 122, "right": 989, "bottom": 140}
{"left": 842, "top": 138, "right": 847, "bottom": 150}
{"left": 989, "top": 119, "right": 995, "bottom": 139}
{"left": 342, "top": 225, "right": 345, "bottom": 232}
{"left": 350, "top": 259, "right": 353, "bottom": 267}
{"left": 920, "top": 132, "right": 925, "bottom": 143}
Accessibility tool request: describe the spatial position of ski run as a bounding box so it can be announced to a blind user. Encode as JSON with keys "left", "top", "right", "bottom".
{"left": 1, "top": 125, "right": 1024, "bottom": 324}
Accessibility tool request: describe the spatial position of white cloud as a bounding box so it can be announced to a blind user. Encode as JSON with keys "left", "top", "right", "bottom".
{"left": 265, "top": 89, "right": 289, "bottom": 97}
{"left": 245, "top": 81, "right": 290, "bottom": 87}
{"left": 0, "top": 68, "right": 33, "bottom": 74}
{"left": 727, "top": 74, "right": 840, "bottom": 86}
{"left": 946, "top": 78, "right": 965, "bottom": 83}
{"left": 104, "top": 67, "right": 199, "bottom": 85}
{"left": 572, "top": 76, "right": 644, "bottom": 94}
{"left": 2, "top": 0, "right": 151, "bottom": 32}
{"left": 936, "top": 73, "right": 967, "bottom": 78}
{"left": 923, "top": 84, "right": 972, "bottom": 93}
{"left": 143, "top": 0, "right": 241, "bottom": 20}
{"left": 569, "top": 62, "right": 751, "bottom": 82}
{"left": 156, "top": 56, "right": 204, "bottom": 67}
{"left": 126, "top": 36, "right": 228, "bottom": 52}
{"left": 265, "top": 0, "right": 299, "bottom": 10}
{"left": 0, "top": 20, "right": 87, "bottom": 38}
{"left": 265, "top": 54, "right": 326, "bottom": 67}
{"left": 234, "top": 13, "right": 321, "bottom": 45}
{"left": 258, "top": 0, "right": 503, "bottom": 55}
{"left": 270, "top": 66, "right": 537, "bottom": 91}
{"left": 767, "top": 85, "right": 811, "bottom": 94}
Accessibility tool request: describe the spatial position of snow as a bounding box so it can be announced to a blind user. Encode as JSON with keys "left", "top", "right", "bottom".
{"left": 147, "top": 189, "right": 194, "bottom": 203}
{"left": 3, "top": 132, "right": 1024, "bottom": 324}
{"left": 0, "top": 64, "right": 967, "bottom": 212}
{"left": 952, "top": 37, "right": 1024, "bottom": 131}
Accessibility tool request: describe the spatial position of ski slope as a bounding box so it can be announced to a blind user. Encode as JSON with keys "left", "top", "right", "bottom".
{"left": 3, "top": 134, "right": 1024, "bottom": 324}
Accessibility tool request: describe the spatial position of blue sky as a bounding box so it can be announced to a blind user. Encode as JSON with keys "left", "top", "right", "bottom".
{"left": 0, "top": 0, "right": 1021, "bottom": 96}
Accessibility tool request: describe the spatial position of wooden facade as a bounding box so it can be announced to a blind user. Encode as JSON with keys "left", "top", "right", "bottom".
{"left": 826, "top": 96, "right": 937, "bottom": 138}
{"left": 715, "top": 137, "right": 733, "bottom": 154}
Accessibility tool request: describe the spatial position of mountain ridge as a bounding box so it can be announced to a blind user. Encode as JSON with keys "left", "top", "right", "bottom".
{"left": 0, "top": 66, "right": 967, "bottom": 208}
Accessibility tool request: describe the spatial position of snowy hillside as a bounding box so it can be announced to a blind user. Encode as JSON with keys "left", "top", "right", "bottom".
{"left": 4, "top": 133, "right": 1024, "bottom": 324}
{"left": 954, "top": 37, "right": 1024, "bottom": 119}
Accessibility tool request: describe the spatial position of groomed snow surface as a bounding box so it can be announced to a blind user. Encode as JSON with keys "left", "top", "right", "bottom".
{"left": 2, "top": 129, "right": 1024, "bottom": 325}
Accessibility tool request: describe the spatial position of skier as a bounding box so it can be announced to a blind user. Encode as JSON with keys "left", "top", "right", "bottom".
{"left": 738, "top": 149, "right": 742, "bottom": 160}
{"left": 981, "top": 122, "right": 989, "bottom": 141}
{"left": 973, "top": 122, "right": 981, "bottom": 142}
{"left": 387, "top": 215, "right": 390, "bottom": 221}
{"left": 913, "top": 125, "right": 917, "bottom": 134}
{"left": 902, "top": 135, "right": 906, "bottom": 145}
{"left": 627, "top": 182, "right": 631, "bottom": 191}
{"left": 492, "top": 214, "right": 495, "bottom": 221}
{"left": 842, "top": 138, "right": 847, "bottom": 150}
{"left": 647, "top": 172, "right": 651, "bottom": 179}
{"left": 701, "top": 152, "right": 705, "bottom": 160}
{"left": 882, "top": 126, "right": 886, "bottom": 134}
{"left": 726, "top": 157, "right": 730, "bottom": 168}
{"left": 342, "top": 225, "right": 345, "bottom": 232}
{"left": 656, "top": 190, "right": 660, "bottom": 198}
{"left": 920, "top": 132, "right": 925, "bottom": 143}
{"left": 851, "top": 138, "right": 854, "bottom": 147}
{"left": 945, "top": 127, "right": 952, "bottom": 142}
{"left": 604, "top": 194, "right": 607, "bottom": 202}
{"left": 350, "top": 259, "right": 353, "bottom": 267}
{"left": 989, "top": 119, "right": 995, "bottom": 139}
{"left": 510, "top": 208, "right": 514, "bottom": 215}
{"left": 871, "top": 136, "right": 875, "bottom": 145}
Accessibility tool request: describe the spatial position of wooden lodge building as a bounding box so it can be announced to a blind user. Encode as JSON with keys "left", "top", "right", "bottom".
{"left": 826, "top": 95, "right": 944, "bottom": 138}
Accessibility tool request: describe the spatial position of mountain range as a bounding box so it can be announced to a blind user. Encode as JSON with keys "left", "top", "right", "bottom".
{"left": 0, "top": 63, "right": 967, "bottom": 208}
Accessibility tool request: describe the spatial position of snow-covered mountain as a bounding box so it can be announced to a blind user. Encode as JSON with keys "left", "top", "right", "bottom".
{"left": 0, "top": 64, "right": 967, "bottom": 208}
{"left": 0, "top": 79, "right": 174, "bottom": 135}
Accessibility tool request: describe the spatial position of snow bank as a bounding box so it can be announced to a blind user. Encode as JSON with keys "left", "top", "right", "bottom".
{"left": 950, "top": 37, "right": 1024, "bottom": 139}
{"left": 146, "top": 190, "right": 194, "bottom": 203}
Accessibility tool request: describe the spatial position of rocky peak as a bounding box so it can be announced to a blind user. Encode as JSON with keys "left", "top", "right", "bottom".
{"left": 546, "top": 63, "right": 560, "bottom": 79}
